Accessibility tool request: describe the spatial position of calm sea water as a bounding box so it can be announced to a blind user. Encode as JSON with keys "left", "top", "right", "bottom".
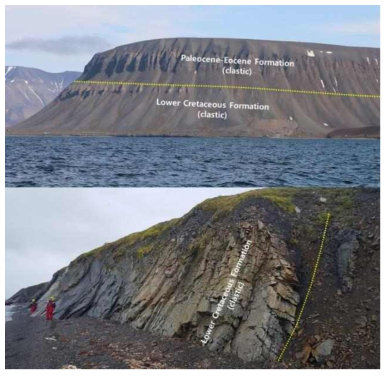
{"left": 5, "top": 306, "right": 14, "bottom": 322}
{"left": 5, "top": 137, "right": 379, "bottom": 187}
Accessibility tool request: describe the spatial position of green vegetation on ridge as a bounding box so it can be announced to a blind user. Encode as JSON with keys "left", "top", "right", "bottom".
{"left": 195, "top": 188, "right": 298, "bottom": 218}
{"left": 74, "top": 218, "right": 180, "bottom": 263}
{"left": 73, "top": 188, "right": 359, "bottom": 265}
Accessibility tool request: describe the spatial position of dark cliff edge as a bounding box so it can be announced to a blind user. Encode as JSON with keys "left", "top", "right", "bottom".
{"left": 8, "top": 38, "right": 380, "bottom": 138}
{"left": 14, "top": 188, "right": 379, "bottom": 367}
{"left": 7, "top": 267, "right": 66, "bottom": 304}
{"left": 6, "top": 282, "right": 48, "bottom": 304}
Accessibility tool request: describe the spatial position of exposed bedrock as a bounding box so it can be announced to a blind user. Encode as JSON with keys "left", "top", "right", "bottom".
{"left": 9, "top": 38, "right": 380, "bottom": 137}
{"left": 23, "top": 189, "right": 379, "bottom": 363}
{"left": 34, "top": 224, "right": 299, "bottom": 362}
{"left": 335, "top": 229, "right": 360, "bottom": 293}
{"left": 6, "top": 267, "right": 66, "bottom": 304}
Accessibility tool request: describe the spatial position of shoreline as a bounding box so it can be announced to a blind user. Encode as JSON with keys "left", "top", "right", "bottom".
{"left": 4, "top": 134, "right": 380, "bottom": 140}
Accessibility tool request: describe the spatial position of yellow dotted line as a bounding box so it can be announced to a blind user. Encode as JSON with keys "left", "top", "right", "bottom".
{"left": 74, "top": 80, "right": 380, "bottom": 98}
{"left": 277, "top": 212, "right": 331, "bottom": 363}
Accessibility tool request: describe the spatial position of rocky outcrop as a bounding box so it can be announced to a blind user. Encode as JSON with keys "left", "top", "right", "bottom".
{"left": 25, "top": 188, "right": 379, "bottom": 365}
{"left": 9, "top": 38, "right": 380, "bottom": 137}
{"left": 6, "top": 282, "right": 48, "bottom": 304}
{"left": 30, "top": 190, "right": 303, "bottom": 362}
{"left": 335, "top": 229, "right": 360, "bottom": 292}
{"left": 7, "top": 267, "right": 67, "bottom": 304}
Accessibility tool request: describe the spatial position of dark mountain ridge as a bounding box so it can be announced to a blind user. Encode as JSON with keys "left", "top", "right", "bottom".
{"left": 8, "top": 38, "right": 380, "bottom": 138}
{"left": 5, "top": 66, "right": 81, "bottom": 127}
{"left": 6, "top": 267, "right": 66, "bottom": 304}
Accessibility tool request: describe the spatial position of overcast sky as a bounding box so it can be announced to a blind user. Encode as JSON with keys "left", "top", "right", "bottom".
{"left": 5, "top": 188, "right": 254, "bottom": 298}
{"left": 5, "top": 5, "right": 380, "bottom": 72}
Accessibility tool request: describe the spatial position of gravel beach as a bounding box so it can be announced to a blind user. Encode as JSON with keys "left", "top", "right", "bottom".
{"left": 5, "top": 305, "right": 265, "bottom": 369}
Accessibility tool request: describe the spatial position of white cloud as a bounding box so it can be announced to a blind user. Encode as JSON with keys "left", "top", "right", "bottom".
{"left": 5, "top": 6, "right": 208, "bottom": 47}
{"left": 5, "top": 5, "right": 212, "bottom": 71}
{"left": 6, "top": 35, "right": 112, "bottom": 55}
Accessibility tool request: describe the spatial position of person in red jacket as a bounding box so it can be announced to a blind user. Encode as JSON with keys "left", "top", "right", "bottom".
{"left": 46, "top": 297, "right": 56, "bottom": 320}
{"left": 29, "top": 299, "right": 37, "bottom": 314}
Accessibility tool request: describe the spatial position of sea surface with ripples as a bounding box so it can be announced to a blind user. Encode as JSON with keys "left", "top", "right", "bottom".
{"left": 5, "top": 136, "right": 380, "bottom": 187}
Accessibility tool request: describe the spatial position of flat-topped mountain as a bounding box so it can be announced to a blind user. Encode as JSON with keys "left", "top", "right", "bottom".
{"left": 5, "top": 66, "right": 81, "bottom": 127}
{"left": 8, "top": 38, "right": 380, "bottom": 137}
{"left": 9, "top": 188, "right": 379, "bottom": 366}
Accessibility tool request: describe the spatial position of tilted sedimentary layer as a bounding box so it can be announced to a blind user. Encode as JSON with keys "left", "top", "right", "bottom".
{"left": 11, "top": 189, "right": 380, "bottom": 363}
{"left": 9, "top": 38, "right": 380, "bottom": 137}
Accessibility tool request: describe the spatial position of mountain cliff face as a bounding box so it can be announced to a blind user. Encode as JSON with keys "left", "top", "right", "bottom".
{"left": 8, "top": 38, "right": 380, "bottom": 137}
{"left": 6, "top": 267, "right": 66, "bottom": 304}
{"left": 24, "top": 188, "right": 379, "bottom": 365}
{"left": 5, "top": 66, "right": 81, "bottom": 127}
{"left": 6, "top": 282, "right": 48, "bottom": 304}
